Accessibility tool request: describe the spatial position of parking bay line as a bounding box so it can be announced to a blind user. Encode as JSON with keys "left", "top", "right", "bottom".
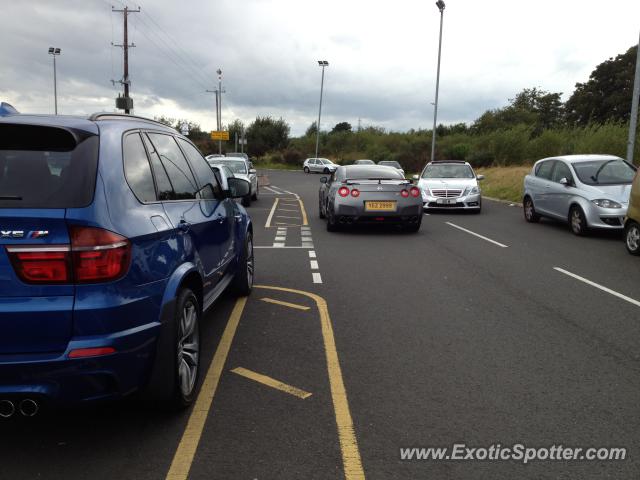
{"left": 230, "top": 367, "right": 312, "bottom": 399}
{"left": 254, "top": 285, "right": 365, "bottom": 479}
{"left": 165, "top": 297, "right": 248, "bottom": 480}
{"left": 445, "top": 222, "right": 508, "bottom": 248}
{"left": 554, "top": 267, "right": 640, "bottom": 308}
{"left": 265, "top": 197, "right": 280, "bottom": 228}
{"left": 260, "top": 297, "right": 311, "bottom": 311}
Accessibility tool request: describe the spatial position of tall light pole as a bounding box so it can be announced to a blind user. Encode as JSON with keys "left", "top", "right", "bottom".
{"left": 315, "top": 60, "right": 329, "bottom": 160}
{"left": 627, "top": 31, "right": 640, "bottom": 165}
{"left": 430, "top": 0, "right": 445, "bottom": 161}
{"left": 48, "top": 47, "right": 61, "bottom": 115}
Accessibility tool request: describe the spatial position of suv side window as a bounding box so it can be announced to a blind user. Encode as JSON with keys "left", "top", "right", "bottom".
{"left": 142, "top": 133, "right": 174, "bottom": 200}
{"left": 148, "top": 133, "right": 198, "bottom": 200}
{"left": 551, "top": 161, "right": 573, "bottom": 183}
{"left": 176, "top": 138, "right": 221, "bottom": 199}
{"left": 123, "top": 133, "right": 157, "bottom": 203}
{"left": 536, "top": 160, "right": 555, "bottom": 180}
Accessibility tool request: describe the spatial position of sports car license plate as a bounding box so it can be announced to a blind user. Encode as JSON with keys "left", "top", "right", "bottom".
{"left": 436, "top": 198, "right": 456, "bottom": 205}
{"left": 365, "top": 201, "right": 396, "bottom": 211}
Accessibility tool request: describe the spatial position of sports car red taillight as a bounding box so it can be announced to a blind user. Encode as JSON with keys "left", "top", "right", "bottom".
{"left": 338, "top": 187, "right": 350, "bottom": 197}
{"left": 400, "top": 189, "right": 409, "bottom": 198}
{"left": 351, "top": 189, "right": 360, "bottom": 198}
{"left": 410, "top": 187, "right": 421, "bottom": 197}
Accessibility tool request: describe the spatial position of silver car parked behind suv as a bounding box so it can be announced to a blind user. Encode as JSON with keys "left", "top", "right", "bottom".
{"left": 523, "top": 155, "right": 637, "bottom": 235}
{"left": 303, "top": 157, "right": 338, "bottom": 174}
{"left": 415, "top": 160, "right": 483, "bottom": 212}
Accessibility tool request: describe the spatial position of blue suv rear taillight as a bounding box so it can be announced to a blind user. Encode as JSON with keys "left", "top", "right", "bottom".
{"left": 6, "top": 226, "right": 131, "bottom": 284}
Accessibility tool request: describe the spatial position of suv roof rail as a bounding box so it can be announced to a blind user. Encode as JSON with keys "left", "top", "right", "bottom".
{"left": 88, "top": 112, "right": 174, "bottom": 129}
{"left": 430, "top": 160, "right": 467, "bottom": 164}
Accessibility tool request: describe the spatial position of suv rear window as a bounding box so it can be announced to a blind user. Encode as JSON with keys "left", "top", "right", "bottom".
{"left": 0, "top": 124, "right": 99, "bottom": 208}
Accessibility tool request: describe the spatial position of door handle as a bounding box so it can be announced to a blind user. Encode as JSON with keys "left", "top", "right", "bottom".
{"left": 234, "top": 215, "right": 242, "bottom": 221}
{"left": 177, "top": 220, "right": 191, "bottom": 232}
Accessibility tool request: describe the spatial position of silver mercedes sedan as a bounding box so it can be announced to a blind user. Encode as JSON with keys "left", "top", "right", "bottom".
{"left": 415, "top": 160, "right": 484, "bottom": 212}
{"left": 523, "top": 154, "right": 637, "bottom": 235}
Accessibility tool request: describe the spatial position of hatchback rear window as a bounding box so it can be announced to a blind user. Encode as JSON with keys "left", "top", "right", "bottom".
{"left": 0, "top": 124, "right": 98, "bottom": 208}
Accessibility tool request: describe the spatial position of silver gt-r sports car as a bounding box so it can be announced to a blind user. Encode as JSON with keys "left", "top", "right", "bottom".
{"left": 319, "top": 165, "right": 423, "bottom": 232}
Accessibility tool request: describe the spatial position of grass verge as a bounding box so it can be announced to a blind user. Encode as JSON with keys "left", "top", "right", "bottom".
{"left": 476, "top": 165, "right": 531, "bottom": 203}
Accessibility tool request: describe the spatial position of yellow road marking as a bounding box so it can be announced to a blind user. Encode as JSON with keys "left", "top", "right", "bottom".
{"left": 265, "top": 197, "right": 280, "bottom": 228}
{"left": 275, "top": 222, "right": 301, "bottom": 226}
{"left": 231, "top": 367, "right": 312, "bottom": 399}
{"left": 260, "top": 297, "right": 310, "bottom": 311}
{"left": 298, "top": 199, "right": 309, "bottom": 226}
{"left": 165, "top": 297, "right": 248, "bottom": 480}
{"left": 255, "top": 285, "right": 365, "bottom": 480}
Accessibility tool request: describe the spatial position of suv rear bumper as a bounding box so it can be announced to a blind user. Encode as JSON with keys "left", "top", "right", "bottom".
{"left": 0, "top": 321, "right": 160, "bottom": 405}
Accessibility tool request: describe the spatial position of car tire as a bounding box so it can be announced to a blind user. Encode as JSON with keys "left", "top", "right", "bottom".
{"left": 523, "top": 196, "right": 540, "bottom": 223}
{"left": 232, "top": 233, "right": 254, "bottom": 295}
{"left": 241, "top": 194, "right": 251, "bottom": 207}
{"left": 569, "top": 205, "right": 589, "bottom": 236}
{"left": 304, "top": 167, "right": 310, "bottom": 173}
{"left": 319, "top": 198, "right": 326, "bottom": 219}
{"left": 406, "top": 219, "right": 422, "bottom": 233}
{"left": 323, "top": 167, "right": 330, "bottom": 174}
{"left": 252, "top": 184, "right": 258, "bottom": 201}
{"left": 150, "top": 287, "right": 200, "bottom": 411}
{"left": 326, "top": 207, "right": 339, "bottom": 232}
{"left": 625, "top": 221, "right": 640, "bottom": 256}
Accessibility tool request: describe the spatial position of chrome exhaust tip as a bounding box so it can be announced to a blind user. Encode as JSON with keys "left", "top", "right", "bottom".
{"left": 19, "top": 399, "right": 39, "bottom": 417}
{"left": 0, "top": 400, "right": 15, "bottom": 418}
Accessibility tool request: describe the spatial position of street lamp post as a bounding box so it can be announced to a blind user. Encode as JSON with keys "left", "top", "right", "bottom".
{"left": 430, "top": 1, "right": 445, "bottom": 161}
{"left": 315, "top": 60, "right": 329, "bottom": 160}
{"left": 48, "top": 47, "right": 61, "bottom": 115}
{"left": 627, "top": 30, "right": 640, "bottom": 165}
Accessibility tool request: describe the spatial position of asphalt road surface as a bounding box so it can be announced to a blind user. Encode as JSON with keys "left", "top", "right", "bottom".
{"left": 2, "top": 169, "right": 640, "bottom": 480}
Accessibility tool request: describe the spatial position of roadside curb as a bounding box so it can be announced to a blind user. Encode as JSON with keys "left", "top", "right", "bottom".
{"left": 484, "top": 196, "right": 522, "bottom": 207}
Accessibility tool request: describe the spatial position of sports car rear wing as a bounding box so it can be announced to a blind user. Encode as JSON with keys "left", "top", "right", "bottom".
{"left": 344, "top": 178, "right": 412, "bottom": 185}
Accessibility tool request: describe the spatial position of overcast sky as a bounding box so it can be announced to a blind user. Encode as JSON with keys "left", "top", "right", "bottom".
{"left": 1, "top": 0, "right": 639, "bottom": 136}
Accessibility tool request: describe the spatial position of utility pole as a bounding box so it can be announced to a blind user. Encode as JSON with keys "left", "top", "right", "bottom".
{"left": 627, "top": 32, "right": 640, "bottom": 165}
{"left": 206, "top": 68, "right": 225, "bottom": 154}
{"left": 112, "top": 5, "right": 140, "bottom": 114}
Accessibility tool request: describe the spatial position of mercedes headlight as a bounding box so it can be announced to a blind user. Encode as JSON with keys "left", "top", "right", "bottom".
{"left": 464, "top": 186, "right": 479, "bottom": 196}
{"left": 592, "top": 199, "right": 622, "bottom": 209}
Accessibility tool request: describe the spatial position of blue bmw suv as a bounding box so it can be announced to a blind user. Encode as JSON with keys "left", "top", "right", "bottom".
{"left": 0, "top": 112, "right": 254, "bottom": 416}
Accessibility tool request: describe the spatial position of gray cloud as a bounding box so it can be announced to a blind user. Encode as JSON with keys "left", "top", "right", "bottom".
{"left": 1, "top": 0, "right": 639, "bottom": 137}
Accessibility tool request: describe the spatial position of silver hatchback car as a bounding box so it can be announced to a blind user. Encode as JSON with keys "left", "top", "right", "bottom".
{"left": 523, "top": 155, "right": 637, "bottom": 235}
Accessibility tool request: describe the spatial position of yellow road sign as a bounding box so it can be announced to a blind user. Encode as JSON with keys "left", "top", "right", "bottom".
{"left": 210, "top": 131, "right": 229, "bottom": 141}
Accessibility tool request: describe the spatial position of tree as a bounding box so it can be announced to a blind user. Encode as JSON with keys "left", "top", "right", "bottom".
{"left": 472, "top": 87, "right": 564, "bottom": 134}
{"left": 227, "top": 119, "right": 245, "bottom": 149}
{"left": 331, "top": 122, "right": 352, "bottom": 134}
{"left": 246, "top": 116, "right": 290, "bottom": 157}
{"left": 565, "top": 45, "right": 638, "bottom": 125}
{"left": 305, "top": 121, "right": 318, "bottom": 137}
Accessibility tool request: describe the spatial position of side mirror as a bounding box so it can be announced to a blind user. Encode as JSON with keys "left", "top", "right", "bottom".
{"left": 248, "top": 168, "right": 257, "bottom": 174}
{"left": 227, "top": 177, "right": 251, "bottom": 198}
{"left": 412, "top": 174, "right": 420, "bottom": 181}
{"left": 320, "top": 177, "right": 328, "bottom": 183}
{"left": 559, "top": 177, "right": 571, "bottom": 187}
{"left": 476, "top": 174, "right": 485, "bottom": 181}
